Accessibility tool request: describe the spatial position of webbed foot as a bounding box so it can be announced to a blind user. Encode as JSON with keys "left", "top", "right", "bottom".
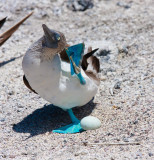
{"left": 52, "top": 121, "right": 83, "bottom": 134}
{"left": 52, "top": 109, "right": 84, "bottom": 134}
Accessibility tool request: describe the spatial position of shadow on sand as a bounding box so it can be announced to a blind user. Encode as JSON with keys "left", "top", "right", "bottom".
{"left": 0, "top": 55, "right": 23, "bottom": 67}
{"left": 13, "top": 100, "right": 96, "bottom": 137}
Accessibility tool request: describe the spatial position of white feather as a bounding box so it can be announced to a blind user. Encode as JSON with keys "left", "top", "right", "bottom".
{"left": 22, "top": 41, "right": 98, "bottom": 110}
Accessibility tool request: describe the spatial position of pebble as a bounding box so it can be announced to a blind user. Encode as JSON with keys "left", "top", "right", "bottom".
{"left": 97, "top": 49, "right": 111, "bottom": 56}
{"left": 123, "top": 137, "right": 129, "bottom": 142}
{"left": 81, "top": 116, "right": 101, "bottom": 130}
{"left": 35, "top": 9, "right": 48, "bottom": 19}
{"left": 152, "top": 78, "right": 154, "bottom": 84}
{"left": 107, "top": 72, "right": 112, "bottom": 76}
{"left": 117, "top": 2, "right": 131, "bottom": 9}
{"left": 114, "top": 81, "right": 121, "bottom": 89}
{"left": 101, "top": 76, "right": 107, "bottom": 81}
{"left": 0, "top": 118, "right": 5, "bottom": 122}
{"left": 67, "top": 0, "right": 94, "bottom": 11}
{"left": 148, "top": 153, "right": 153, "bottom": 157}
{"left": 53, "top": 7, "right": 62, "bottom": 16}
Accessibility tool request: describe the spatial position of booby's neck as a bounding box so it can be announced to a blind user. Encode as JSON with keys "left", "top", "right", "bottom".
{"left": 26, "top": 37, "right": 65, "bottom": 62}
{"left": 41, "top": 47, "right": 61, "bottom": 62}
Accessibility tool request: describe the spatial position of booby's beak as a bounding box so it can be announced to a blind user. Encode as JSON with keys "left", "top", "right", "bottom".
{"left": 42, "top": 24, "right": 61, "bottom": 48}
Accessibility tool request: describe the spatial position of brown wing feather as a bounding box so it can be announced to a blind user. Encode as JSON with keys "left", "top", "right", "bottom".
{"left": 81, "top": 47, "right": 100, "bottom": 72}
{"left": 82, "top": 47, "right": 100, "bottom": 85}
{"left": 0, "top": 17, "right": 7, "bottom": 29}
{"left": 0, "top": 12, "right": 33, "bottom": 46}
{"left": 23, "top": 75, "right": 37, "bottom": 94}
{"left": 89, "top": 56, "right": 100, "bottom": 73}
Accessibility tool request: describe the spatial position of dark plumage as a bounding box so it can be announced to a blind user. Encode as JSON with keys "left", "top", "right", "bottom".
{"left": 0, "top": 17, "right": 7, "bottom": 29}
{"left": 23, "top": 75, "right": 37, "bottom": 94}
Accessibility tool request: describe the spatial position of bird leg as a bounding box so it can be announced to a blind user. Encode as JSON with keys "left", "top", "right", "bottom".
{"left": 67, "top": 109, "right": 79, "bottom": 123}
{"left": 52, "top": 109, "right": 84, "bottom": 134}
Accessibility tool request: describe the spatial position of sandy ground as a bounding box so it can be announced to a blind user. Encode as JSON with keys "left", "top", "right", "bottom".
{"left": 0, "top": 0, "right": 154, "bottom": 159}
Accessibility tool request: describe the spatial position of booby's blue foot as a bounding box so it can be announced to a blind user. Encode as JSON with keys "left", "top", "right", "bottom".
{"left": 52, "top": 121, "right": 83, "bottom": 134}
{"left": 52, "top": 109, "right": 84, "bottom": 134}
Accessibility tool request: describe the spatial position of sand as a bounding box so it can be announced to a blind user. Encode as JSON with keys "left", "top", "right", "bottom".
{"left": 0, "top": 0, "right": 153, "bottom": 159}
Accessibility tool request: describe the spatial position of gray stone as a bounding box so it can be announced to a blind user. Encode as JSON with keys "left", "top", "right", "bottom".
{"left": 67, "top": 0, "right": 94, "bottom": 11}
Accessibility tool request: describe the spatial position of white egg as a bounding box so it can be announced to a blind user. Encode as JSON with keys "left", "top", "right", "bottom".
{"left": 80, "top": 116, "right": 101, "bottom": 130}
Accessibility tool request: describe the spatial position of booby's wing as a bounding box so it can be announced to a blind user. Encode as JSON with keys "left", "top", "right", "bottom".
{"left": 81, "top": 48, "right": 99, "bottom": 71}
{"left": 82, "top": 47, "right": 100, "bottom": 86}
{"left": 65, "top": 43, "right": 85, "bottom": 75}
{"left": 0, "top": 12, "right": 33, "bottom": 46}
{"left": 0, "top": 17, "right": 7, "bottom": 29}
{"left": 23, "top": 75, "right": 37, "bottom": 94}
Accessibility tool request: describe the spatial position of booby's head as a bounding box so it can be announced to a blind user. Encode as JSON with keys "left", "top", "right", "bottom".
{"left": 42, "top": 24, "right": 67, "bottom": 53}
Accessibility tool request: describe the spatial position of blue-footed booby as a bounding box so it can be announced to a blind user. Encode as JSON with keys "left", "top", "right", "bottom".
{"left": 22, "top": 24, "right": 100, "bottom": 133}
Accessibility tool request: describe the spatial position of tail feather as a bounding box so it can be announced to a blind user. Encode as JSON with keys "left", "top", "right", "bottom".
{"left": 81, "top": 47, "right": 100, "bottom": 73}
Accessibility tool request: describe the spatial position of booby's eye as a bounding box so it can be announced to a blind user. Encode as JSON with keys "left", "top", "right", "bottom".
{"left": 55, "top": 34, "right": 60, "bottom": 41}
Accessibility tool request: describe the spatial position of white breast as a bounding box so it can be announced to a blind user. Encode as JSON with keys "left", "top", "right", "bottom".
{"left": 22, "top": 46, "right": 98, "bottom": 110}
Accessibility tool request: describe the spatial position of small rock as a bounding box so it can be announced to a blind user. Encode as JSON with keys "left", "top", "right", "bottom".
{"left": 148, "top": 153, "right": 153, "bottom": 157}
{"left": 112, "top": 105, "right": 120, "bottom": 110}
{"left": 53, "top": 7, "right": 62, "bottom": 16}
{"left": 97, "top": 49, "right": 111, "bottom": 56}
{"left": 133, "top": 120, "right": 138, "bottom": 124}
{"left": 63, "top": 140, "right": 67, "bottom": 143}
{"left": 35, "top": 9, "right": 48, "bottom": 19}
{"left": 67, "top": 0, "right": 94, "bottom": 12}
{"left": 107, "top": 132, "right": 113, "bottom": 136}
{"left": 101, "top": 76, "right": 107, "bottom": 81}
{"left": 80, "top": 151, "right": 88, "bottom": 155}
{"left": 117, "top": 2, "right": 131, "bottom": 9}
{"left": 0, "top": 118, "right": 5, "bottom": 122}
{"left": 107, "top": 72, "right": 112, "bottom": 76}
{"left": 9, "top": 155, "right": 16, "bottom": 158}
{"left": 8, "top": 91, "right": 14, "bottom": 95}
{"left": 114, "top": 81, "right": 121, "bottom": 89}
{"left": 152, "top": 78, "right": 154, "bottom": 84}
{"left": 130, "top": 133, "right": 135, "bottom": 137}
{"left": 123, "top": 137, "right": 129, "bottom": 142}
{"left": 75, "top": 152, "right": 80, "bottom": 156}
